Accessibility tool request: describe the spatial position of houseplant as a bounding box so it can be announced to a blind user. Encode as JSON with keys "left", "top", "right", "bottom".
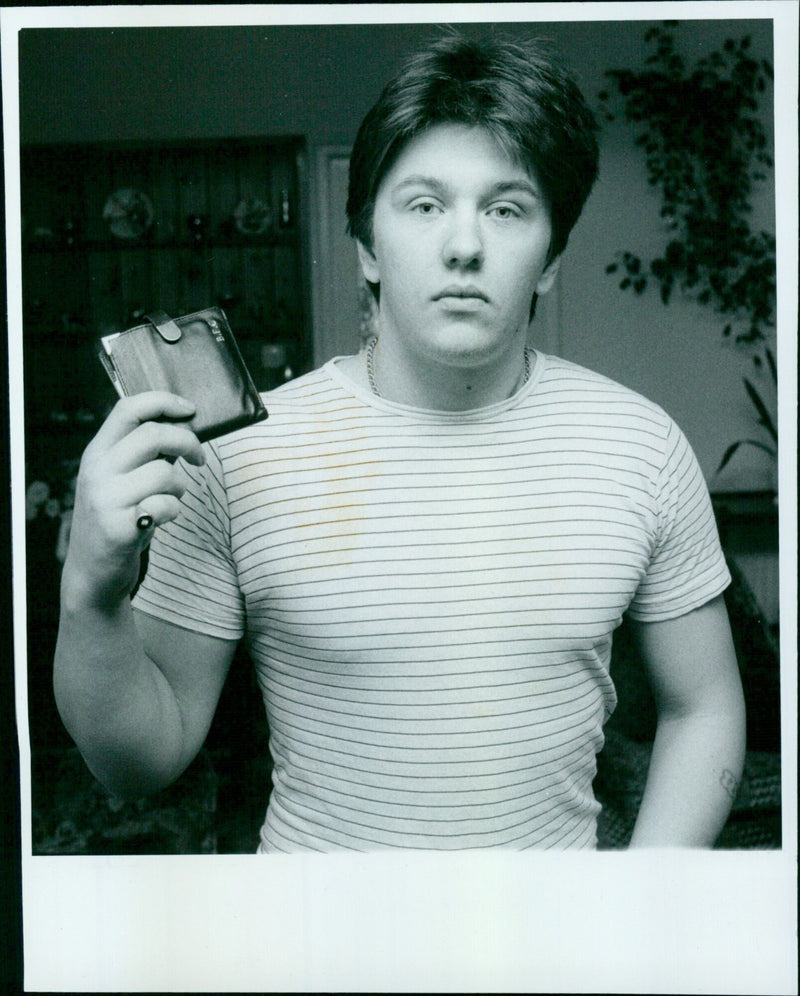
{"left": 598, "top": 23, "right": 777, "bottom": 480}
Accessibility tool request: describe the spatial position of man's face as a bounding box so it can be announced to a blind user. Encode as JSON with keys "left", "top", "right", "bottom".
{"left": 357, "top": 123, "right": 560, "bottom": 371}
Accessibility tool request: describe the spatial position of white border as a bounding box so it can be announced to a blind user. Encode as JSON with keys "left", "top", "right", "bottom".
{"left": 0, "top": 1, "right": 794, "bottom": 30}
{"left": 4, "top": 4, "right": 797, "bottom": 993}
{"left": 772, "top": 6, "right": 800, "bottom": 874}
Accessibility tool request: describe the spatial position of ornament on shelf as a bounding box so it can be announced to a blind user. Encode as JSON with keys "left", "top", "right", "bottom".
{"left": 279, "top": 189, "right": 292, "bottom": 228}
{"left": 233, "top": 197, "right": 272, "bottom": 236}
{"left": 103, "top": 188, "right": 154, "bottom": 240}
{"left": 186, "top": 213, "right": 209, "bottom": 244}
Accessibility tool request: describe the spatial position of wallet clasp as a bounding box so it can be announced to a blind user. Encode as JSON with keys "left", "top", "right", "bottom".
{"left": 146, "top": 310, "right": 183, "bottom": 343}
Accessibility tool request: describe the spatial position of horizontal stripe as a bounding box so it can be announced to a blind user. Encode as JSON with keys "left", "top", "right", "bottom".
{"left": 135, "top": 350, "right": 729, "bottom": 850}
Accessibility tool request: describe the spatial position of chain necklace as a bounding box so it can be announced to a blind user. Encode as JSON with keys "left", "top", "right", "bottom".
{"left": 365, "top": 335, "right": 532, "bottom": 399}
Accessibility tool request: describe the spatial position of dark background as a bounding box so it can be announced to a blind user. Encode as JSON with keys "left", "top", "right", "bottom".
{"left": 11, "top": 16, "right": 783, "bottom": 861}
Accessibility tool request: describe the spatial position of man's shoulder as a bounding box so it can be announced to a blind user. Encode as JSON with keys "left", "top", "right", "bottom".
{"left": 207, "top": 359, "right": 359, "bottom": 459}
{"left": 537, "top": 352, "right": 672, "bottom": 422}
{"left": 232, "top": 361, "right": 343, "bottom": 425}
{"left": 261, "top": 361, "right": 340, "bottom": 407}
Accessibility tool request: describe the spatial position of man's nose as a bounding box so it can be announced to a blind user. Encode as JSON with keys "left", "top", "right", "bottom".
{"left": 441, "top": 209, "right": 483, "bottom": 268}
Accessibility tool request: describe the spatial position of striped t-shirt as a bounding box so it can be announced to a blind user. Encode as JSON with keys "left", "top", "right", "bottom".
{"left": 134, "top": 351, "right": 730, "bottom": 851}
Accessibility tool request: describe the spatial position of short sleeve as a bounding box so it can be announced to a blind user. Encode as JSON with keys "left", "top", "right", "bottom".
{"left": 627, "top": 419, "right": 730, "bottom": 622}
{"left": 133, "top": 443, "right": 245, "bottom": 640}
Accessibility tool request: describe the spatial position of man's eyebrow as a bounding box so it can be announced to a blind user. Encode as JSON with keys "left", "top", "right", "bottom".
{"left": 390, "top": 175, "right": 542, "bottom": 198}
{"left": 490, "top": 179, "right": 542, "bottom": 198}
{"left": 390, "top": 175, "right": 449, "bottom": 194}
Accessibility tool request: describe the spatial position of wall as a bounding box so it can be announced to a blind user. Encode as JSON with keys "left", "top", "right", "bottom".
{"left": 17, "top": 17, "right": 777, "bottom": 493}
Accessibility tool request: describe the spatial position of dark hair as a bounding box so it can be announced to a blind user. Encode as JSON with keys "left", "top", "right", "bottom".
{"left": 347, "top": 32, "right": 599, "bottom": 263}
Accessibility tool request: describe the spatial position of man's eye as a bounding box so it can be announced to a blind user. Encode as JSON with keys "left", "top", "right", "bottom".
{"left": 411, "top": 201, "right": 441, "bottom": 215}
{"left": 489, "top": 204, "right": 521, "bottom": 219}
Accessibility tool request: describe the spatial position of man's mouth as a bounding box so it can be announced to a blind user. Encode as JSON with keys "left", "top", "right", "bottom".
{"left": 433, "top": 285, "right": 489, "bottom": 302}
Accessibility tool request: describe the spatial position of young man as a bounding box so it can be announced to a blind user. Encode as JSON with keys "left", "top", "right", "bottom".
{"left": 54, "top": 34, "right": 745, "bottom": 850}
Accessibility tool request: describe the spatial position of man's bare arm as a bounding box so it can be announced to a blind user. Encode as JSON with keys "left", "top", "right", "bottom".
{"left": 55, "top": 604, "right": 236, "bottom": 799}
{"left": 53, "top": 392, "right": 236, "bottom": 799}
{"left": 627, "top": 594, "right": 746, "bottom": 848}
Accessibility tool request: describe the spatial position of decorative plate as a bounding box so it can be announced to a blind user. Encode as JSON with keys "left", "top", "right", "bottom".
{"left": 233, "top": 197, "right": 272, "bottom": 236}
{"left": 102, "top": 188, "right": 154, "bottom": 239}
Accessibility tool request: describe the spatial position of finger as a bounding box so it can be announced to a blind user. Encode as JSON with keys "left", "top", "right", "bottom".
{"left": 77, "top": 436, "right": 195, "bottom": 515}
{"left": 133, "top": 493, "right": 184, "bottom": 532}
{"left": 77, "top": 458, "right": 187, "bottom": 527}
{"left": 92, "top": 392, "right": 197, "bottom": 449}
{"left": 118, "top": 458, "right": 192, "bottom": 508}
{"left": 106, "top": 420, "right": 206, "bottom": 474}
{"left": 73, "top": 476, "right": 185, "bottom": 549}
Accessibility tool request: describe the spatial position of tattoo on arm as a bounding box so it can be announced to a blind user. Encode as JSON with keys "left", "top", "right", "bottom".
{"left": 720, "top": 768, "right": 740, "bottom": 801}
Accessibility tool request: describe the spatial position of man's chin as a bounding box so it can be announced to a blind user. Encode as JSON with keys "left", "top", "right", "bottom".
{"left": 420, "top": 327, "right": 525, "bottom": 367}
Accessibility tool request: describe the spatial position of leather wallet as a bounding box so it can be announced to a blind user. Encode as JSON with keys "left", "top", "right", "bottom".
{"left": 97, "top": 307, "right": 268, "bottom": 442}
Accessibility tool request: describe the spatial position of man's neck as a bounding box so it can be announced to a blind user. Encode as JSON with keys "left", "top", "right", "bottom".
{"left": 366, "top": 334, "right": 531, "bottom": 411}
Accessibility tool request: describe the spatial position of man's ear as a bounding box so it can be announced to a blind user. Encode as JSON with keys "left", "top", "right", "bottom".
{"left": 356, "top": 240, "right": 380, "bottom": 285}
{"left": 536, "top": 255, "right": 561, "bottom": 295}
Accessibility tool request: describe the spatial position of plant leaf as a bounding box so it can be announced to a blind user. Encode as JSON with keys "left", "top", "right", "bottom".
{"left": 717, "top": 441, "right": 742, "bottom": 473}
{"left": 744, "top": 377, "right": 777, "bottom": 441}
{"left": 716, "top": 438, "right": 777, "bottom": 474}
{"left": 765, "top": 345, "right": 776, "bottom": 384}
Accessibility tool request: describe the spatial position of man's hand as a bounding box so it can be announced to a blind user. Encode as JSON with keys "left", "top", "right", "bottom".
{"left": 54, "top": 392, "right": 236, "bottom": 798}
{"left": 62, "top": 391, "right": 206, "bottom": 611}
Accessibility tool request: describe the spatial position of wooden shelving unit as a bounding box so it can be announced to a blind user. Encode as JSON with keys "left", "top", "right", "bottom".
{"left": 21, "top": 136, "right": 312, "bottom": 479}
{"left": 21, "top": 137, "right": 312, "bottom": 749}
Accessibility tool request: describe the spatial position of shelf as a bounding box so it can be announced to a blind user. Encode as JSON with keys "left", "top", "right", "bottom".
{"left": 23, "top": 232, "right": 299, "bottom": 253}
{"left": 712, "top": 490, "right": 779, "bottom": 558}
{"left": 711, "top": 490, "right": 779, "bottom": 519}
{"left": 21, "top": 135, "right": 312, "bottom": 466}
{"left": 22, "top": 320, "right": 301, "bottom": 342}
